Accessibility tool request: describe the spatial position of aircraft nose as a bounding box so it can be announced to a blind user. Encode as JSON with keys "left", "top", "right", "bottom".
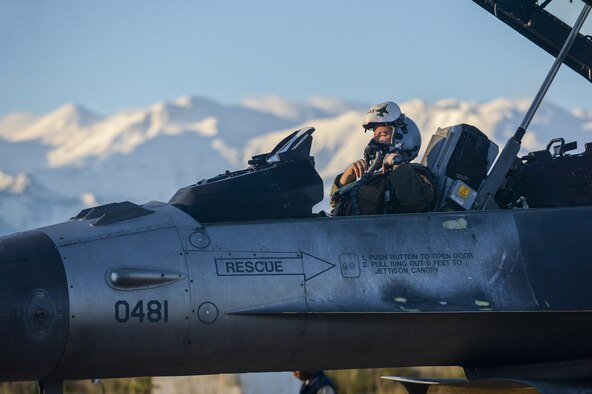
{"left": 0, "top": 230, "right": 69, "bottom": 381}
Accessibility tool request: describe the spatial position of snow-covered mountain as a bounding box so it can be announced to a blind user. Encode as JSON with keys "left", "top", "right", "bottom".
{"left": 0, "top": 95, "right": 590, "bottom": 235}
{"left": 245, "top": 98, "right": 592, "bottom": 200}
{"left": 0, "top": 170, "right": 91, "bottom": 235}
{"left": 0, "top": 103, "right": 103, "bottom": 148}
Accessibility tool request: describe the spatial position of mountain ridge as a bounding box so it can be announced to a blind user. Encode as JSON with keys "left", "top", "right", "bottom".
{"left": 0, "top": 95, "right": 590, "bottom": 235}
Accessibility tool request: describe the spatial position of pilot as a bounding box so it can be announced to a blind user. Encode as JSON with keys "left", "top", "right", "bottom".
{"left": 330, "top": 101, "right": 434, "bottom": 215}
{"left": 293, "top": 370, "right": 337, "bottom": 394}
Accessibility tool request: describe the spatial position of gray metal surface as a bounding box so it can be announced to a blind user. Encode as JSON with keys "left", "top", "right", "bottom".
{"left": 41, "top": 202, "right": 195, "bottom": 379}
{"left": 474, "top": 3, "right": 591, "bottom": 211}
{"left": 473, "top": 137, "right": 521, "bottom": 209}
{"left": 519, "top": 3, "right": 591, "bottom": 132}
{"left": 421, "top": 124, "right": 498, "bottom": 211}
{"left": 2, "top": 2, "right": 591, "bottom": 391}
{"left": 472, "top": 0, "right": 592, "bottom": 84}
{"left": 0, "top": 231, "right": 68, "bottom": 381}
{"left": 3, "top": 202, "right": 588, "bottom": 381}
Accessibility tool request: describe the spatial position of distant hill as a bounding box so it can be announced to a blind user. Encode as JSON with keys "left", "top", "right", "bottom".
{"left": 0, "top": 95, "right": 590, "bottom": 235}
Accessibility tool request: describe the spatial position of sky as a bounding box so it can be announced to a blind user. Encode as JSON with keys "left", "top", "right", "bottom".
{"left": 0, "top": 0, "right": 591, "bottom": 117}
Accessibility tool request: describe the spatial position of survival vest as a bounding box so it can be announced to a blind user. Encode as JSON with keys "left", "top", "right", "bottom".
{"left": 331, "top": 164, "right": 434, "bottom": 216}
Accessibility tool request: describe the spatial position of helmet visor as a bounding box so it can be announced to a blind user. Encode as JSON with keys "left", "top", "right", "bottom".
{"left": 367, "top": 125, "right": 405, "bottom": 145}
{"left": 365, "top": 124, "right": 394, "bottom": 134}
{"left": 369, "top": 125, "right": 395, "bottom": 144}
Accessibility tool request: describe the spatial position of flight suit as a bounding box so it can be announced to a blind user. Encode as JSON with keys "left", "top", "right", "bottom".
{"left": 330, "top": 162, "right": 434, "bottom": 215}
{"left": 300, "top": 371, "right": 337, "bottom": 394}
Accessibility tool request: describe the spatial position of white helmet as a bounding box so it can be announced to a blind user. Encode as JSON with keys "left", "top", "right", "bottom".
{"left": 362, "top": 101, "right": 402, "bottom": 128}
{"left": 362, "top": 101, "right": 421, "bottom": 162}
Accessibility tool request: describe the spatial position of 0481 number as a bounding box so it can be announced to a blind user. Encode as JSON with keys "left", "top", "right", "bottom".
{"left": 115, "top": 300, "right": 169, "bottom": 323}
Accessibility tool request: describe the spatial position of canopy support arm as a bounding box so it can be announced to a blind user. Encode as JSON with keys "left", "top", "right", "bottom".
{"left": 473, "top": 2, "right": 591, "bottom": 210}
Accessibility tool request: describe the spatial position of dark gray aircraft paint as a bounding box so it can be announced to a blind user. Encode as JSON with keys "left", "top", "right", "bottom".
{"left": 2, "top": 202, "right": 592, "bottom": 381}
{"left": 0, "top": 231, "right": 68, "bottom": 380}
{"left": 3, "top": 1, "right": 592, "bottom": 393}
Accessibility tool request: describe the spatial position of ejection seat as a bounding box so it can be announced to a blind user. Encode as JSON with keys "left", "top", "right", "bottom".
{"left": 420, "top": 124, "right": 498, "bottom": 211}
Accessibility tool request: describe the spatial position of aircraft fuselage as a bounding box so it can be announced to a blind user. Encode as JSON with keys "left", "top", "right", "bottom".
{"left": 1, "top": 202, "right": 591, "bottom": 381}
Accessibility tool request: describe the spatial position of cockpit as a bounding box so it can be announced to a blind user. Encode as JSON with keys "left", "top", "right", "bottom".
{"left": 169, "top": 123, "right": 592, "bottom": 224}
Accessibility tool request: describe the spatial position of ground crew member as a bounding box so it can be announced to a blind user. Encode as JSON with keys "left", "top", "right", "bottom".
{"left": 331, "top": 101, "right": 434, "bottom": 215}
{"left": 293, "top": 370, "right": 337, "bottom": 394}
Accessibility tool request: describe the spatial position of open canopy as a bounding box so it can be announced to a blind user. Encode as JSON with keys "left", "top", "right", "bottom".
{"left": 473, "top": 0, "right": 592, "bottom": 83}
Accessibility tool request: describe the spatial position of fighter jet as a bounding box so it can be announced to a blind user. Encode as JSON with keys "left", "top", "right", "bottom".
{"left": 1, "top": 1, "right": 592, "bottom": 393}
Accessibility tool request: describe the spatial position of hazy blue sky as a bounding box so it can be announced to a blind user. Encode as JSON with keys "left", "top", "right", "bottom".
{"left": 1, "top": 0, "right": 590, "bottom": 117}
